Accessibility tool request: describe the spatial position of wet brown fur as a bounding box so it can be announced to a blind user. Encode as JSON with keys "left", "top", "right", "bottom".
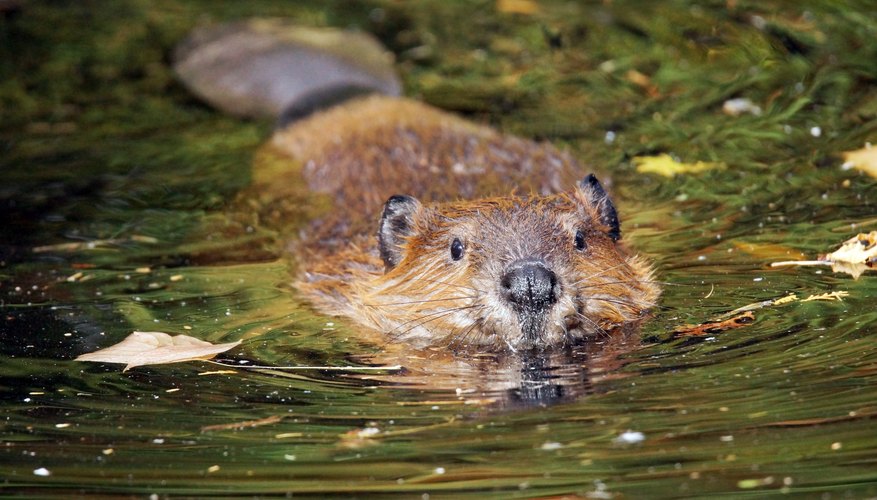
{"left": 267, "top": 95, "right": 660, "bottom": 351}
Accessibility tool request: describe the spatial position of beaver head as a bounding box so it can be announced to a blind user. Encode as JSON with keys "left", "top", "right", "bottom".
{"left": 358, "top": 174, "right": 659, "bottom": 352}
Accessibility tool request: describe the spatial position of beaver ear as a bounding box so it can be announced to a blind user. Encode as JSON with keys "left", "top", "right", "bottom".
{"left": 577, "top": 174, "right": 621, "bottom": 241}
{"left": 378, "top": 194, "right": 422, "bottom": 269}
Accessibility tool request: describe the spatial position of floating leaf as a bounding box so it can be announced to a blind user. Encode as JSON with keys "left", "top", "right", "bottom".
{"left": 633, "top": 154, "right": 724, "bottom": 177}
{"left": 496, "top": 0, "right": 539, "bottom": 15}
{"left": 771, "top": 231, "right": 877, "bottom": 278}
{"left": 822, "top": 231, "right": 877, "bottom": 276}
{"left": 673, "top": 311, "right": 755, "bottom": 337}
{"left": 841, "top": 144, "right": 877, "bottom": 178}
{"left": 75, "top": 331, "right": 241, "bottom": 371}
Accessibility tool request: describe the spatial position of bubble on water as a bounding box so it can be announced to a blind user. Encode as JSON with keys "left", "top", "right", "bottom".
{"left": 614, "top": 430, "right": 645, "bottom": 444}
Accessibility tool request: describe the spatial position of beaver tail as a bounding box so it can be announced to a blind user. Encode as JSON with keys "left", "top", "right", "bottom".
{"left": 275, "top": 83, "right": 378, "bottom": 129}
{"left": 172, "top": 19, "right": 400, "bottom": 126}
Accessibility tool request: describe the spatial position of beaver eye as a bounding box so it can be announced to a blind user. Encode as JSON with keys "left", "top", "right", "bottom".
{"left": 450, "top": 238, "right": 465, "bottom": 261}
{"left": 574, "top": 230, "right": 587, "bottom": 251}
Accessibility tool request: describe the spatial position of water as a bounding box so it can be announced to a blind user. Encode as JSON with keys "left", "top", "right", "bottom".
{"left": 2, "top": 1, "right": 877, "bottom": 497}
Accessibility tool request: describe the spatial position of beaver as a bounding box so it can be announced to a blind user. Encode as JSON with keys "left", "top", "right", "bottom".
{"left": 175, "top": 21, "right": 660, "bottom": 353}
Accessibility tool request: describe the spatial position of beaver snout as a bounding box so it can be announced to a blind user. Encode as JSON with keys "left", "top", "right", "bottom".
{"left": 500, "top": 259, "right": 559, "bottom": 311}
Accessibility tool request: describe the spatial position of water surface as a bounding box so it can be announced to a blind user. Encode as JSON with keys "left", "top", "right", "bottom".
{"left": 2, "top": 1, "right": 877, "bottom": 497}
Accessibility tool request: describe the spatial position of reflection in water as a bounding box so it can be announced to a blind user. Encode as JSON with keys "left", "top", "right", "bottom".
{"left": 353, "top": 330, "right": 641, "bottom": 409}
{"left": 505, "top": 349, "right": 594, "bottom": 408}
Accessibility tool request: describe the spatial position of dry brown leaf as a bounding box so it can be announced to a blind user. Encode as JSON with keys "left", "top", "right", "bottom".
{"left": 673, "top": 311, "right": 755, "bottom": 337}
{"left": 75, "top": 331, "right": 241, "bottom": 371}
{"left": 771, "top": 231, "right": 877, "bottom": 278}
{"left": 842, "top": 144, "right": 877, "bottom": 178}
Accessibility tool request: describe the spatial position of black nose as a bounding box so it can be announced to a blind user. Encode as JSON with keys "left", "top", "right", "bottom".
{"left": 500, "top": 259, "right": 558, "bottom": 311}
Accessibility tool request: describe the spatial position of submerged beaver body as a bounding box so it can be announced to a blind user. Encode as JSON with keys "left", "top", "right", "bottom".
{"left": 265, "top": 96, "right": 660, "bottom": 351}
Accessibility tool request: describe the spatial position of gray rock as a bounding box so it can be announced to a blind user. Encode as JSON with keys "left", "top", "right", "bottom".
{"left": 173, "top": 19, "right": 401, "bottom": 119}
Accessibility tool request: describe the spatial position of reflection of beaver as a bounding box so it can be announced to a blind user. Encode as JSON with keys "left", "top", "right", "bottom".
{"left": 176, "top": 22, "right": 660, "bottom": 352}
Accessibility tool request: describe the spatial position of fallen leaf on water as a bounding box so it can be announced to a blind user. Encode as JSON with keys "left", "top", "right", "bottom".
{"left": 75, "top": 331, "right": 241, "bottom": 371}
{"left": 771, "top": 231, "right": 877, "bottom": 278}
{"left": 841, "top": 143, "right": 877, "bottom": 178}
{"left": 822, "top": 231, "right": 877, "bottom": 277}
{"left": 673, "top": 311, "right": 755, "bottom": 337}
{"left": 496, "top": 0, "right": 539, "bottom": 15}
{"left": 633, "top": 154, "right": 724, "bottom": 177}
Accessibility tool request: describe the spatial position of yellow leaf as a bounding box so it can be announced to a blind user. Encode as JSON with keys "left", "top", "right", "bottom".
{"left": 496, "top": 0, "right": 539, "bottom": 15}
{"left": 633, "top": 154, "right": 724, "bottom": 177}
{"left": 75, "top": 331, "right": 241, "bottom": 371}
{"left": 842, "top": 144, "right": 877, "bottom": 178}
